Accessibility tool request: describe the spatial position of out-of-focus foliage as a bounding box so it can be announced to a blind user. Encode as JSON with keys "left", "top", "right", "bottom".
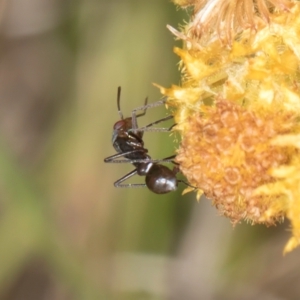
{"left": 0, "top": 1, "right": 299, "bottom": 299}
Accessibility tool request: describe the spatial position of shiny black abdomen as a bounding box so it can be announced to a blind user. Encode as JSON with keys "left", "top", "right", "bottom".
{"left": 145, "top": 164, "right": 177, "bottom": 194}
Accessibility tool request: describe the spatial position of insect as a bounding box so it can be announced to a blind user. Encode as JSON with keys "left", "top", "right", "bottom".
{"left": 104, "top": 87, "right": 192, "bottom": 194}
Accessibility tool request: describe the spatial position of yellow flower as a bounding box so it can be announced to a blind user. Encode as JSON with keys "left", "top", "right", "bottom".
{"left": 158, "top": 0, "right": 300, "bottom": 253}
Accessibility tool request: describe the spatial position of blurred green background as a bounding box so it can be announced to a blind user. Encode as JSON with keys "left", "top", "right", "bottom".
{"left": 0, "top": 0, "right": 300, "bottom": 299}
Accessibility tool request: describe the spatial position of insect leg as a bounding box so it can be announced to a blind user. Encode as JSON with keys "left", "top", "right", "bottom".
{"left": 104, "top": 149, "right": 147, "bottom": 163}
{"left": 131, "top": 99, "right": 167, "bottom": 132}
{"left": 121, "top": 154, "right": 177, "bottom": 164}
{"left": 105, "top": 149, "right": 173, "bottom": 164}
{"left": 144, "top": 115, "right": 173, "bottom": 128}
{"left": 114, "top": 169, "right": 147, "bottom": 188}
{"left": 171, "top": 164, "right": 197, "bottom": 189}
{"left": 161, "top": 154, "right": 176, "bottom": 161}
{"left": 177, "top": 180, "right": 196, "bottom": 189}
{"left": 125, "top": 155, "right": 177, "bottom": 164}
{"left": 135, "top": 96, "right": 148, "bottom": 118}
{"left": 131, "top": 96, "right": 149, "bottom": 131}
{"left": 134, "top": 115, "right": 174, "bottom": 132}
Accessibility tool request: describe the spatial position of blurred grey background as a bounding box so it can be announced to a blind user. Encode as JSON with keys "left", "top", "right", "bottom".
{"left": 0, "top": 0, "right": 299, "bottom": 299}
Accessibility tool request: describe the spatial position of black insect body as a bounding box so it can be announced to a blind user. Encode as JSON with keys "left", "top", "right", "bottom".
{"left": 112, "top": 116, "right": 147, "bottom": 163}
{"left": 104, "top": 87, "right": 191, "bottom": 194}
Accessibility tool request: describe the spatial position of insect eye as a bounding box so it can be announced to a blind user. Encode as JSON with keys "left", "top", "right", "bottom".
{"left": 113, "top": 120, "right": 126, "bottom": 130}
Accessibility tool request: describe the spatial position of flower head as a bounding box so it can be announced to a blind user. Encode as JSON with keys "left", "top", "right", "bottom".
{"left": 159, "top": 0, "right": 300, "bottom": 253}
{"left": 177, "top": 99, "right": 297, "bottom": 225}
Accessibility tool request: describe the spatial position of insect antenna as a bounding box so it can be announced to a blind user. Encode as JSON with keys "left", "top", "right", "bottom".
{"left": 117, "top": 86, "right": 123, "bottom": 120}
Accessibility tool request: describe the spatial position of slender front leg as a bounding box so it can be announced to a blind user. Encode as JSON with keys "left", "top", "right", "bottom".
{"left": 131, "top": 99, "right": 167, "bottom": 132}
{"left": 135, "top": 97, "right": 148, "bottom": 118}
{"left": 131, "top": 96, "right": 148, "bottom": 131}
